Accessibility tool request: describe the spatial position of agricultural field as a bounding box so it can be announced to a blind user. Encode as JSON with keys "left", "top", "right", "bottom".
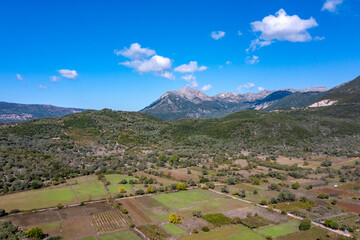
{"left": 256, "top": 220, "right": 300, "bottom": 238}
{"left": 99, "top": 230, "right": 141, "bottom": 240}
{"left": 180, "top": 225, "right": 265, "bottom": 240}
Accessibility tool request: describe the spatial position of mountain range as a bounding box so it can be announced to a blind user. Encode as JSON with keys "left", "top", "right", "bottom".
{"left": 140, "top": 86, "right": 330, "bottom": 120}
{"left": 0, "top": 102, "right": 86, "bottom": 123}
{"left": 1, "top": 75, "right": 359, "bottom": 123}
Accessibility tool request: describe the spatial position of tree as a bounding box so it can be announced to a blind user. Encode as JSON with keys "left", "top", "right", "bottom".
{"left": 118, "top": 187, "right": 126, "bottom": 193}
{"left": 277, "top": 190, "right": 296, "bottom": 202}
{"left": 147, "top": 186, "right": 156, "bottom": 193}
{"left": 25, "top": 227, "right": 43, "bottom": 240}
{"left": 176, "top": 183, "right": 187, "bottom": 191}
{"left": 188, "top": 179, "right": 196, "bottom": 186}
{"left": 169, "top": 213, "right": 181, "bottom": 224}
{"left": 0, "top": 209, "right": 7, "bottom": 217}
{"left": 291, "top": 182, "right": 300, "bottom": 190}
{"left": 221, "top": 185, "right": 229, "bottom": 193}
{"left": 299, "top": 219, "right": 311, "bottom": 231}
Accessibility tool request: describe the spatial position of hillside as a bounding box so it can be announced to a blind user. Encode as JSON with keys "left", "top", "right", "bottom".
{"left": 1, "top": 103, "right": 360, "bottom": 194}
{"left": 0, "top": 101, "right": 86, "bottom": 123}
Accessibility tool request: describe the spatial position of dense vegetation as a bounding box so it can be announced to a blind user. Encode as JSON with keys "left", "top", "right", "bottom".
{"left": 1, "top": 80, "right": 360, "bottom": 194}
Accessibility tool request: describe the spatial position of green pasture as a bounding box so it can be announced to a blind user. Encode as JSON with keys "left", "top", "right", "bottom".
{"left": 0, "top": 184, "right": 75, "bottom": 211}
{"left": 163, "top": 224, "right": 187, "bottom": 235}
{"left": 151, "top": 189, "right": 218, "bottom": 209}
{"left": 69, "top": 175, "right": 108, "bottom": 201}
{"left": 108, "top": 184, "right": 132, "bottom": 194}
{"left": 256, "top": 220, "right": 300, "bottom": 238}
{"left": 105, "top": 174, "right": 138, "bottom": 184}
{"left": 180, "top": 225, "right": 265, "bottom": 240}
{"left": 100, "top": 230, "right": 141, "bottom": 240}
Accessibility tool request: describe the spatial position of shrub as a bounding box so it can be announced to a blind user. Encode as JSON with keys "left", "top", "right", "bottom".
{"left": 292, "top": 182, "right": 300, "bottom": 190}
{"left": 203, "top": 213, "right": 232, "bottom": 226}
{"left": 221, "top": 185, "right": 229, "bottom": 193}
{"left": 169, "top": 213, "right": 181, "bottom": 224}
{"left": 25, "top": 227, "right": 43, "bottom": 240}
{"left": 317, "top": 193, "right": 329, "bottom": 199}
{"left": 118, "top": 187, "right": 126, "bottom": 193}
{"left": 0, "top": 209, "right": 7, "bottom": 217}
{"left": 299, "top": 219, "right": 311, "bottom": 231}
{"left": 281, "top": 210, "right": 287, "bottom": 215}
{"left": 266, "top": 236, "right": 273, "bottom": 240}
{"left": 324, "top": 219, "right": 339, "bottom": 229}
{"left": 191, "top": 228, "right": 198, "bottom": 234}
{"left": 56, "top": 203, "right": 63, "bottom": 209}
{"left": 135, "top": 189, "right": 145, "bottom": 195}
{"left": 277, "top": 190, "right": 296, "bottom": 202}
{"left": 201, "top": 226, "right": 210, "bottom": 232}
{"left": 260, "top": 200, "right": 268, "bottom": 205}
{"left": 147, "top": 186, "right": 156, "bottom": 193}
{"left": 122, "top": 208, "right": 128, "bottom": 214}
{"left": 176, "top": 183, "right": 187, "bottom": 191}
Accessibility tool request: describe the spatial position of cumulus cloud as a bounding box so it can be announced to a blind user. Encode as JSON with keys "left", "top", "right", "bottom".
{"left": 322, "top": 0, "right": 343, "bottom": 12}
{"left": 117, "top": 43, "right": 173, "bottom": 79}
{"left": 258, "top": 86, "right": 265, "bottom": 91}
{"left": 181, "top": 74, "right": 198, "bottom": 87}
{"left": 248, "top": 9, "right": 318, "bottom": 51}
{"left": 237, "top": 31, "right": 243, "bottom": 36}
{"left": 50, "top": 76, "right": 60, "bottom": 82}
{"left": 174, "top": 61, "right": 207, "bottom": 73}
{"left": 211, "top": 31, "right": 225, "bottom": 40}
{"left": 58, "top": 69, "right": 78, "bottom": 79}
{"left": 226, "top": 61, "right": 231, "bottom": 64}
{"left": 114, "top": 43, "right": 156, "bottom": 59}
{"left": 160, "top": 71, "right": 175, "bottom": 80}
{"left": 121, "top": 55, "right": 171, "bottom": 74}
{"left": 246, "top": 56, "right": 259, "bottom": 64}
{"left": 237, "top": 83, "right": 255, "bottom": 92}
{"left": 201, "top": 84, "right": 213, "bottom": 91}
{"left": 38, "top": 85, "right": 48, "bottom": 89}
{"left": 16, "top": 74, "right": 25, "bottom": 83}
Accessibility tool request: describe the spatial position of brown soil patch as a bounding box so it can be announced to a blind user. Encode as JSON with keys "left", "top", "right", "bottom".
{"left": 4, "top": 210, "right": 61, "bottom": 227}
{"left": 337, "top": 201, "right": 360, "bottom": 214}
{"left": 122, "top": 199, "right": 151, "bottom": 225}
{"left": 223, "top": 207, "right": 288, "bottom": 223}
{"left": 162, "top": 169, "right": 199, "bottom": 182}
{"left": 62, "top": 216, "right": 96, "bottom": 240}
{"left": 84, "top": 202, "right": 112, "bottom": 214}
{"left": 312, "top": 188, "right": 358, "bottom": 197}
{"left": 179, "top": 217, "right": 213, "bottom": 232}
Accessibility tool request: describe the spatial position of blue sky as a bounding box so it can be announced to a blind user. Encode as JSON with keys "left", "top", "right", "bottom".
{"left": 0, "top": 0, "right": 359, "bottom": 111}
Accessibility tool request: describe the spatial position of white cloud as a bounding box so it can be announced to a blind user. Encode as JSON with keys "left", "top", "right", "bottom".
{"left": 226, "top": 61, "right": 231, "bottom": 64}
{"left": 314, "top": 36, "right": 325, "bottom": 41}
{"left": 201, "top": 84, "right": 213, "bottom": 91}
{"left": 160, "top": 71, "right": 175, "bottom": 80}
{"left": 121, "top": 55, "right": 171, "bottom": 74}
{"left": 237, "top": 83, "right": 255, "bottom": 92}
{"left": 174, "top": 61, "right": 207, "bottom": 73}
{"left": 117, "top": 43, "right": 173, "bottom": 79}
{"left": 219, "top": 65, "right": 223, "bottom": 69}
{"left": 237, "top": 31, "right": 243, "bottom": 36}
{"left": 58, "top": 69, "right": 78, "bottom": 79}
{"left": 16, "top": 74, "right": 25, "bottom": 83}
{"left": 322, "top": 0, "right": 343, "bottom": 12}
{"left": 38, "top": 85, "right": 48, "bottom": 89}
{"left": 114, "top": 43, "right": 155, "bottom": 59}
{"left": 246, "top": 39, "right": 272, "bottom": 52}
{"left": 50, "top": 76, "right": 61, "bottom": 82}
{"left": 181, "top": 74, "right": 198, "bottom": 87}
{"left": 258, "top": 86, "right": 265, "bottom": 91}
{"left": 248, "top": 9, "right": 318, "bottom": 51}
{"left": 211, "top": 31, "right": 225, "bottom": 40}
{"left": 246, "top": 56, "right": 259, "bottom": 64}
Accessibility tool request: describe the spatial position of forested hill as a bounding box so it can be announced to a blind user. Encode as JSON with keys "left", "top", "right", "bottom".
{"left": 0, "top": 101, "right": 86, "bottom": 123}
{"left": 1, "top": 102, "right": 360, "bottom": 193}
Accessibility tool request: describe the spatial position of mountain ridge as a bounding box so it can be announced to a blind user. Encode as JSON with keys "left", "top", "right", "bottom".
{"left": 140, "top": 85, "right": 330, "bottom": 120}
